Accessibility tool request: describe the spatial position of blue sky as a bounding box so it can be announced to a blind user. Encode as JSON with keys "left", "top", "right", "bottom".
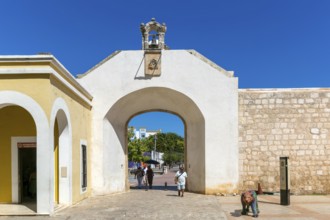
{"left": 1, "top": 1, "right": 329, "bottom": 136}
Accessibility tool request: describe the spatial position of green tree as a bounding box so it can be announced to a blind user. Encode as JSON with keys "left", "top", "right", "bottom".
{"left": 145, "top": 132, "right": 184, "bottom": 166}
{"left": 127, "top": 127, "right": 150, "bottom": 163}
{"left": 128, "top": 129, "right": 184, "bottom": 165}
{"left": 128, "top": 138, "right": 150, "bottom": 163}
{"left": 127, "top": 126, "right": 135, "bottom": 141}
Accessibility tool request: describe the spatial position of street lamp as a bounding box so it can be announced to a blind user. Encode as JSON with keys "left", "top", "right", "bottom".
{"left": 154, "top": 134, "right": 157, "bottom": 161}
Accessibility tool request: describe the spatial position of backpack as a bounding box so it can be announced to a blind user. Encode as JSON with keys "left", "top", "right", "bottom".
{"left": 136, "top": 169, "right": 144, "bottom": 177}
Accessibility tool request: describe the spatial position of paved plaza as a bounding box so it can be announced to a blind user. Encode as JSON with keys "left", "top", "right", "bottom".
{"left": 1, "top": 169, "right": 330, "bottom": 219}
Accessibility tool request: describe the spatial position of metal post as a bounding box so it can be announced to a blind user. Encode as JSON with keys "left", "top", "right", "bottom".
{"left": 154, "top": 134, "right": 157, "bottom": 161}
{"left": 280, "top": 157, "right": 290, "bottom": 205}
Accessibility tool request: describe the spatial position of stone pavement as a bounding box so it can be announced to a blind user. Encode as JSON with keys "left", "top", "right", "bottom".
{"left": 219, "top": 194, "right": 330, "bottom": 220}
{"left": 1, "top": 169, "right": 330, "bottom": 219}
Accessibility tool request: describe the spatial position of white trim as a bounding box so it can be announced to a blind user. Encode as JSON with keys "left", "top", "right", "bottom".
{"left": 0, "top": 55, "right": 93, "bottom": 103}
{"left": 0, "top": 66, "right": 92, "bottom": 106}
{"left": 50, "top": 98, "right": 72, "bottom": 205}
{"left": 0, "top": 91, "right": 50, "bottom": 214}
{"left": 11, "top": 136, "right": 36, "bottom": 203}
{"left": 80, "top": 139, "right": 88, "bottom": 194}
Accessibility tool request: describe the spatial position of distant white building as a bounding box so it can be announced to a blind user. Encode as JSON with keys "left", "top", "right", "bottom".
{"left": 131, "top": 127, "right": 161, "bottom": 139}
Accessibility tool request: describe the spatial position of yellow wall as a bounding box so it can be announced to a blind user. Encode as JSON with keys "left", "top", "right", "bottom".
{"left": 49, "top": 76, "right": 92, "bottom": 203}
{"left": 0, "top": 106, "right": 36, "bottom": 202}
{"left": 0, "top": 68, "right": 92, "bottom": 205}
{"left": 0, "top": 75, "right": 53, "bottom": 115}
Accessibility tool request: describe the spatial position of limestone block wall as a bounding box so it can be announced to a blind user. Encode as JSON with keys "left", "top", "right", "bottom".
{"left": 239, "top": 89, "right": 330, "bottom": 195}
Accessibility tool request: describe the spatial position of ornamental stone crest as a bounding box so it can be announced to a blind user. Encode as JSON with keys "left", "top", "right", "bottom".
{"left": 148, "top": 59, "right": 159, "bottom": 70}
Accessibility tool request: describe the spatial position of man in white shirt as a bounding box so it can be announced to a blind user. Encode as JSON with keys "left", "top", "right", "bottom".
{"left": 175, "top": 167, "right": 188, "bottom": 197}
{"left": 143, "top": 165, "right": 148, "bottom": 190}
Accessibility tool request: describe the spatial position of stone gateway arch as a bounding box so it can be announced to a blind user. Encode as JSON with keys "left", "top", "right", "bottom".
{"left": 77, "top": 14, "right": 238, "bottom": 197}
{"left": 77, "top": 48, "right": 239, "bottom": 195}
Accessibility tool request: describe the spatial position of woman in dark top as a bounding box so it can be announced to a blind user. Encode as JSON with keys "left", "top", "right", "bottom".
{"left": 146, "top": 165, "right": 154, "bottom": 189}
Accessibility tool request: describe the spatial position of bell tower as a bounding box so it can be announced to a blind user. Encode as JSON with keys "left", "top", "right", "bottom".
{"left": 140, "top": 18, "right": 167, "bottom": 50}
{"left": 140, "top": 18, "right": 167, "bottom": 76}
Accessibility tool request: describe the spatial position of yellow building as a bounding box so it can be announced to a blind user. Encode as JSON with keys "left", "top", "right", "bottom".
{"left": 0, "top": 55, "right": 92, "bottom": 214}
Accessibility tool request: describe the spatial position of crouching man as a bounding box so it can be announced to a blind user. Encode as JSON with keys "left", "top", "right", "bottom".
{"left": 241, "top": 190, "right": 260, "bottom": 218}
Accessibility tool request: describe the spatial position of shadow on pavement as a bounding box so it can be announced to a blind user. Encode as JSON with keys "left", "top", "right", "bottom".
{"left": 230, "top": 209, "right": 243, "bottom": 217}
{"left": 166, "top": 194, "right": 180, "bottom": 197}
{"left": 259, "top": 200, "right": 280, "bottom": 205}
{"left": 130, "top": 185, "right": 177, "bottom": 191}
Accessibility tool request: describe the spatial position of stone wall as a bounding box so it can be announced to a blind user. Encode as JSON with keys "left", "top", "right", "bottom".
{"left": 239, "top": 88, "right": 330, "bottom": 195}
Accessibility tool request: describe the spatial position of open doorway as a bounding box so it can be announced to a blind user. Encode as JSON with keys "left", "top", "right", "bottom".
{"left": 18, "top": 142, "right": 36, "bottom": 211}
{"left": 103, "top": 87, "right": 206, "bottom": 194}
{"left": 127, "top": 111, "right": 185, "bottom": 191}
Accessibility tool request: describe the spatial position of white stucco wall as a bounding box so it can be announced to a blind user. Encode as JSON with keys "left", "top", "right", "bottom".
{"left": 78, "top": 50, "right": 238, "bottom": 194}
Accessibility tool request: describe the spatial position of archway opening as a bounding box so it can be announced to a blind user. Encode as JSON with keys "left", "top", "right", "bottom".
{"left": 103, "top": 87, "right": 205, "bottom": 194}
{"left": 0, "top": 105, "right": 36, "bottom": 210}
{"left": 0, "top": 91, "right": 52, "bottom": 214}
{"left": 127, "top": 111, "right": 185, "bottom": 190}
{"left": 53, "top": 109, "right": 71, "bottom": 206}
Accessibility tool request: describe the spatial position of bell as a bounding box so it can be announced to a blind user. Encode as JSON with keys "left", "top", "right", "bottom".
{"left": 151, "top": 37, "right": 157, "bottom": 45}
{"left": 149, "top": 35, "right": 159, "bottom": 48}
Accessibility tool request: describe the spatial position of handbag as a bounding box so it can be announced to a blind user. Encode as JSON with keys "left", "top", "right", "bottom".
{"left": 174, "top": 172, "right": 183, "bottom": 184}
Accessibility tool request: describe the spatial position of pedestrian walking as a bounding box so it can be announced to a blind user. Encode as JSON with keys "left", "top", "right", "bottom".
{"left": 146, "top": 165, "right": 154, "bottom": 189}
{"left": 175, "top": 166, "right": 187, "bottom": 197}
{"left": 134, "top": 167, "right": 144, "bottom": 189}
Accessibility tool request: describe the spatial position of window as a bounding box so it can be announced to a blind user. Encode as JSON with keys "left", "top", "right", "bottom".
{"left": 81, "top": 144, "right": 87, "bottom": 190}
